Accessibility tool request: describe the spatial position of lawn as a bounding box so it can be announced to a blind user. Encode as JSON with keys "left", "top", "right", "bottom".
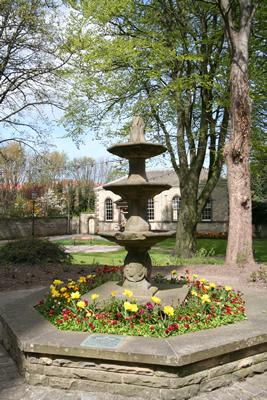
{"left": 70, "top": 238, "right": 267, "bottom": 265}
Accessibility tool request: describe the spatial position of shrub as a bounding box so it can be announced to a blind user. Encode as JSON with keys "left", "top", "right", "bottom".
{"left": 0, "top": 239, "right": 72, "bottom": 265}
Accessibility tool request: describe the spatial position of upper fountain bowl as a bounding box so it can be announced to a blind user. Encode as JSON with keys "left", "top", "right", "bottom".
{"left": 108, "top": 142, "right": 167, "bottom": 160}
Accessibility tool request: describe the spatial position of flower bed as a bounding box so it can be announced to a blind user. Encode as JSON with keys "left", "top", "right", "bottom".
{"left": 36, "top": 268, "right": 246, "bottom": 338}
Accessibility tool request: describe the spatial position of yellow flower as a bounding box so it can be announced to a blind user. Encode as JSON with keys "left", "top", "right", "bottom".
{"left": 123, "top": 301, "right": 132, "bottom": 311}
{"left": 209, "top": 282, "right": 217, "bottom": 289}
{"left": 123, "top": 289, "right": 133, "bottom": 298}
{"left": 60, "top": 287, "right": 67, "bottom": 293}
{"left": 191, "top": 289, "right": 198, "bottom": 297}
{"left": 79, "top": 276, "right": 87, "bottom": 283}
{"left": 87, "top": 274, "right": 95, "bottom": 279}
{"left": 204, "top": 285, "right": 210, "bottom": 291}
{"left": 52, "top": 291, "right": 60, "bottom": 298}
{"left": 123, "top": 302, "right": 138, "bottom": 312}
{"left": 76, "top": 300, "right": 86, "bottom": 309}
{"left": 224, "top": 285, "right": 232, "bottom": 291}
{"left": 86, "top": 310, "right": 94, "bottom": 317}
{"left": 111, "top": 290, "right": 117, "bottom": 297}
{"left": 151, "top": 296, "right": 161, "bottom": 305}
{"left": 53, "top": 279, "right": 64, "bottom": 286}
{"left": 171, "top": 270, "right": 177, "bottom": 275}
{"left": 201, "top": 294, "right": 211, "bottom": 304}
{"left": 71, "top": 291, "right": 81, "bottom": 299}
{"left": 91, "top": 293, "right": 99, "bottom": 301}
{"left": 193, "top": 274, "right": 199, "bottom": 279}
{"left": 163, "top": 305, "right": 174, "bottom": 317}
{"left": 50, "top": 284, "right": 55, "bottom": 291}
{"left": 131, "top": 304, "right": 138, "bottom": 313}
{"left": 200, "top": 278, "right": 207, "bottom": 283}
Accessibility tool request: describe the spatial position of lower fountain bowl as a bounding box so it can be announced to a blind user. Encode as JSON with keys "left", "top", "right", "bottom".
{"left": 99, "top": 230, "right": 176, "bottom": 249}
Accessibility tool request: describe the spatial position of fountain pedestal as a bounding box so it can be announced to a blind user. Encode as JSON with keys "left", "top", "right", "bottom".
{"left": 99, "top": 116, "right": 175, "bottom": 296}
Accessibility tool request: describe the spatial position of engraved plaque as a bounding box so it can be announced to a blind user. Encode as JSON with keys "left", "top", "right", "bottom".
{"left": 81, "top": 335, "right": 124, "bottom": 349}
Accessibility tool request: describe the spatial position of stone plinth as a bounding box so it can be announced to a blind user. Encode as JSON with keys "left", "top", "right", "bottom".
{"left": 0, "top": 287, "right": 267, "bottom": 400}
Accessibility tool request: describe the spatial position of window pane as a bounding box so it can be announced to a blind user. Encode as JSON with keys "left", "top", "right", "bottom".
{"left": 147, "top": 198, "right": 154, "bottom": 220}
{"left": 201, "top": 199, "right": 212, "bottom": 221}
{"left": 105, "top": 198, "right": 113, "bottom": 221}
{"left": 172, "top": 196, "right": 180, "bottom": 221}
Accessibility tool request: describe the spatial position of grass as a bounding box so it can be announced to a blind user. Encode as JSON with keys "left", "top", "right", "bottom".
{"left": 54, "top": 238, "right": 113, "bottom": 246}
{"left": 71, "top": 249, "right": 223, "bottom": 266}
{"left": 70, "top": 238, "right": 267, "bottom": 266}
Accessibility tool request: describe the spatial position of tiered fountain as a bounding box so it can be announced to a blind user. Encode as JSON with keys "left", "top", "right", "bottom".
{"left": 99, "top": 116, "right": 175, "bottom": 297}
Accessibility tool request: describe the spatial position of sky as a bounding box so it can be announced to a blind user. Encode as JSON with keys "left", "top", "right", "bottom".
{"left": 51, "top": 127, "right": 109, "bottom": 160}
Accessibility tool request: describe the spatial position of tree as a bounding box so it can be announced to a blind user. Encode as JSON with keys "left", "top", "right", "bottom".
{"left": 64, "top": 0, "right": 229, "bottom": 257}
{"left": 217, "top": 0, "right": 258, "bottom": 266}
{"left": 0, "top": 142, "right": 27, "bottom": 186}
{"left": 27, "top": 151, "right": 69, "bottom": 184}
{"left": 0, "top": 0, "right": 68, "bottom": 145}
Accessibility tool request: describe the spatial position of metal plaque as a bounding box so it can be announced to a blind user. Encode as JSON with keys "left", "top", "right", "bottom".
{"left": 80, "top": 335, "right": 124, "bottom": 349}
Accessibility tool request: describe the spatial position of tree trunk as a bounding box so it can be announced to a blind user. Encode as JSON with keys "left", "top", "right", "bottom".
{"left": 175, "top": 186, "right": 198, "bottom": 258}
{"left": 224, "top": 29, "right": 255, "bottom": 267}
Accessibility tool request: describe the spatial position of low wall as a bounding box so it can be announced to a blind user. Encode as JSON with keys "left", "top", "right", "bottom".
{"left": 0, "top": 217, "right": 70, "bottom": 240}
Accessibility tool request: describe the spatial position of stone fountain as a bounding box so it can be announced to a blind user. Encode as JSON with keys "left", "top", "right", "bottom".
{"left": 99, "top": 116, "right": 175, "bottom": 297}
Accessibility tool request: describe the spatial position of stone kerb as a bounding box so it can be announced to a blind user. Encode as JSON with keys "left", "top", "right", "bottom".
{"left": 0, "top": 287, "right": 267, "bottom": 399}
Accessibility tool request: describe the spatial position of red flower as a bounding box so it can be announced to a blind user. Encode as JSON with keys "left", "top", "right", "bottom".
{"left": 184, "top": 324, "right": 190, "bottom": 329}
{"left": 149, "top": 325, "right": 155, "bottom": 331}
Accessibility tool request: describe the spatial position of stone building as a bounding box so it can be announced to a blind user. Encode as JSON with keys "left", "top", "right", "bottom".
{"left": 94, "top": 170, "right": 228, "bottom": 234}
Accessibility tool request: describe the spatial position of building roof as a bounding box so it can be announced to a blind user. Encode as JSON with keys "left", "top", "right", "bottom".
{"left": 95, "top": 169, "right": 215, "bottom": 190}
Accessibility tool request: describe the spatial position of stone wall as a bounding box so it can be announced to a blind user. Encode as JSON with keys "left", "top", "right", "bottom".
{"left": 0, "top": 217, "right": 70, "bottom": 240}
{"left": 19, "top": 347, "right": 267, "bottom": 400}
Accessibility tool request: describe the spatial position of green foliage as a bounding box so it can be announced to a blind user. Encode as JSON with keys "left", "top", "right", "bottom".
{"left": 63, "top": 0, "right": 232, "bottom": 257}
{"left": 0, "top": 239, "right": 72, "bottom": 265}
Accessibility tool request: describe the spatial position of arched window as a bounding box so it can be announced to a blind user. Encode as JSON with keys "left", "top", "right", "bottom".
{"left": 172, "top": 196, "right": 180, "bottom": 221}
{"left": 147, "top": 198, "right": 154, "bottom": 220}
{"left": 104, "top": 198, "right": 113, "bottom": 221}
{"left": 201, "top": 198, "right": 212, "bottom": 221}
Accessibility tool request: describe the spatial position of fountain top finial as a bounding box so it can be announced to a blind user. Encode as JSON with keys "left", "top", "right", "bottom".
{"left": 130, "top": 115, "right": 145, "bottom": 143}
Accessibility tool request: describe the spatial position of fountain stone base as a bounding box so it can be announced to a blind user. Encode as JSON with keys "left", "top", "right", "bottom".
{"left": 99, "top": 230, "right": 176, "bottom": 296}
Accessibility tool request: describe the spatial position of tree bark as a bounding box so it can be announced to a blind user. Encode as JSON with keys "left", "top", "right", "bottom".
{"left": 219, "top": 0, "right": 257, "bottom": 267}
{"left": 175, "top": 190, "right": 198, "bottom": 258}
